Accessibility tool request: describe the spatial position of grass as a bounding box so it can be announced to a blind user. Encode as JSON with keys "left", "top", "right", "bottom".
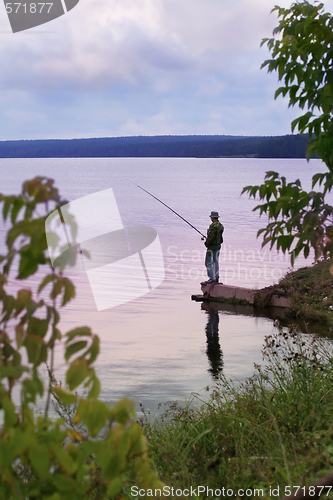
{"left": 140, "top": 327, "right": 333, "bottom": 499}
{"left": 252, "top": 260, "right": 333, "bottom": 325}
{"left": 278, "top": 260, "right": 333, "bottom": 324}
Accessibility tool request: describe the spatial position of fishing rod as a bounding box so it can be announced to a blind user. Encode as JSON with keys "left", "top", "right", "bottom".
{"left": 130, "top": 181, "right": 206, "bottom": 240}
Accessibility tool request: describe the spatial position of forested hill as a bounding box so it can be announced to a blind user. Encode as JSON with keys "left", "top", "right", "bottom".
{"left": 0, "top": 134, "right": 311, "bottom": 158}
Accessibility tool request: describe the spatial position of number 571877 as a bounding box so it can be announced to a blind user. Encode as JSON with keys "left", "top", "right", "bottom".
{"left": 5, "top": 3, "right": 53, "bottom": 14}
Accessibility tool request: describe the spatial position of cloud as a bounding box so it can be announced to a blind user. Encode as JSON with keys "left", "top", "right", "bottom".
{"left": 0, "top": 0, "right": 331, "bottom": 139}
{"left": 0, "top": 0, "right": 277, "bottom": 91}
{"left": 161, "top": 0, "right": 276, "bottom": 54}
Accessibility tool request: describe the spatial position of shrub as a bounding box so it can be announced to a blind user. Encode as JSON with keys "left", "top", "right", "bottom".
{"left": 0, "top": 177, "right": 162, "bottom": 499}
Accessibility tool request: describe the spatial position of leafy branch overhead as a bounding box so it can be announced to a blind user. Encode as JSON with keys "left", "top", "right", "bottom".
{"left": 0, "top": 177, "right": 162, "bottom": 499}
{"left": 261, "top": 1, "right": 333, "bottom": 174}
{"left": 243, "top": 1, "right": 333, "bottom": 268}
{"left": 242, "top": 171, "right": 333, "bottom": 266}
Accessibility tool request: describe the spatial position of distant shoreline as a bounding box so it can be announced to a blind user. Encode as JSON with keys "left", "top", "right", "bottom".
{"left": 0, "top": 134, "right": 312, "bottom": 159}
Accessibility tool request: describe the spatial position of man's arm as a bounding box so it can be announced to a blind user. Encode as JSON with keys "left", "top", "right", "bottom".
{"left": 205, "top": 225, "right": 216, "bottom": 247}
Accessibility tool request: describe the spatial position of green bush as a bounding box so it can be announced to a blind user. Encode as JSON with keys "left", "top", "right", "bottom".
{"left": 0, "top": 177, "right": 162, "bottom": 499}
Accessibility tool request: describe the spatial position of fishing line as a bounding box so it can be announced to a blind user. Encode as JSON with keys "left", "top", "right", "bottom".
{"left": 129, "top": 180, "right": 206, "bottom": 240}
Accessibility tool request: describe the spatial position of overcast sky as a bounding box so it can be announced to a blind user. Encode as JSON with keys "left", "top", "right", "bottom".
{"left": 1, "top": 0, "right": 333, "bottom": 140}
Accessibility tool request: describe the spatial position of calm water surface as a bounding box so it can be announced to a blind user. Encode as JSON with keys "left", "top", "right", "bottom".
{"left": 0, "top": 157, "right": 331, "bottom": 414}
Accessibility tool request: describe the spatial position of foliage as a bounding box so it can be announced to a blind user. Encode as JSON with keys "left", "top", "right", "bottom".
{"left": 277, "top": 259, "right": 333, "bottom": 324}
{"left": 242, "top": 170, "right": 333, "bottom": 265}
{"left": 262, "top": 1, "right": 333, "bottom": 172}
{"left": 242, "top": 1, "right": 333, "bottom": 266}
{"left": 0, "top": 177, "right": 162, "bottom": 499}
{"left": 143, "top": 328, "right": 333, "bottom": 497}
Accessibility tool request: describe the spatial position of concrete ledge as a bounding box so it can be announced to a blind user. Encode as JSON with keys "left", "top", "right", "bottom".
{"left": 199, "top": 283, "right": 290, "bottom": 309}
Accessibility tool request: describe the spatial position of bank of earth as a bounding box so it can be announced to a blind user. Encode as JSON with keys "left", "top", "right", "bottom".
{"left": 198, "top": 260, "right": 333, "bottom": 326}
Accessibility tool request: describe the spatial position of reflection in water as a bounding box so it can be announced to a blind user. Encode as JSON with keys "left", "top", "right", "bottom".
{"left": 203, "top": 303, "right": 224, "bottom": 379}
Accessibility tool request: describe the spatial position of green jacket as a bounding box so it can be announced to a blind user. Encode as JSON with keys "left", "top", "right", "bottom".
{"left": 205, "top": 220, "right": 224, "bottom": 247}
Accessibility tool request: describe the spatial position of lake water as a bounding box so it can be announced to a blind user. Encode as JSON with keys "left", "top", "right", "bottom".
{"left": 0, "top": 157, "right": 331, "bottom": 414}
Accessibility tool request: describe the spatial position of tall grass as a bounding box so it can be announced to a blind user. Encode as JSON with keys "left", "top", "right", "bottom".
{"left": 141, "top": 327, "right": 333, "bottom": 498}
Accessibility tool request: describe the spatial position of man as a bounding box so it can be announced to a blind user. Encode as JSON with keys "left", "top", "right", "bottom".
{"left": 203, "top": 211, "right": 224, "bottom": 284}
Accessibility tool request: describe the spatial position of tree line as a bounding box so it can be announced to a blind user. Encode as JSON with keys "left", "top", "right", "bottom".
{"left": 0, "top": 134, "right": 311, "bottom": 158}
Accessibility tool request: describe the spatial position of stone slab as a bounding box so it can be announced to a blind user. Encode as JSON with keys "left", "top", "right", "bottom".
{"left": 201, "top": 283, "right": 255, "bottom": 304}
{"left": 234, "top": 287, "right": 256, "bottom": 304}
{"left": 200, "top": 283, "right": 290, "bottom": 308}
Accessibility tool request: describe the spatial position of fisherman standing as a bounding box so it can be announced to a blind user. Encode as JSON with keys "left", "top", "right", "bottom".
{"left": 203, "top": 211, "right": 224, "bottom": 284}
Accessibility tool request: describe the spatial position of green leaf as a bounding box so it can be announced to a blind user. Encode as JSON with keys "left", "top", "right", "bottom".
{"left": 298, "top": 111, "right": 313, "bottom": 131}
{"left": 38, "top": 273, "right": 56, "bottom": 293}
{"left": 10, "top": 428, "right": 34, "bottom": 457}
{"left": 22, "top": 376, "right": 44, "bottom": 405}
{"left": 52, "top": 474, "right": 76, "bottom": 494}
{"left": 88, "top": 375, "right": 101, "bottom": 399}
{"left": 52, "top": 386, "right": 77, "bottom": 406}
{"left": 74, "top": 399, "right": 109, "bottom": 436}
{"left": 24, "top": 336, "right": 47, "bottom": 366}
{"left": 111, "top": 398, "right": 135, "bottom": 425}
{"left": 15, "top": 326, "right": 24, "bottom": 349}
{"left": 85, "top": 335, "right": 100, "bottom": 366}
{"left": 28, "top": 317, "right": 49, "bottom": 338}
{"left": 66, "top": 327, "right": 92, "bottom": 342}
{"left": 15, "top": 289, "right": 32, "bottom": 316}
{"left": 18, "top": 248, "right": 39, "bottom": 279}
{"left": 65, "top": 340, "right": 88, "bottom": 361}
{"left": 1, "top": 394, "right": 19, "bottom": 428}
{"left": 2, "top": 196, "right": 15, "bottom": 221}
{"left": 291, "top": 117, "right": 300, "bottom": 133}
{"left": 29, "top": 444, "right": 50, "bottom": 480}
{"left": 107, "top": 477, "right": 122, "bottom": 497}
{"left": 61, "top": 278, "right": 75, "bottom": 306}
{"left": 53, "top": 445, "right": 77, "bottom": 475}
{"left": 1, "top": 294, "right": 16, "bottom": 322}
{"left": 10, "top": 198, "right": 24, "bottom": 224}
{"left": 66, "top": 359, "right": 89, "bottom": 390}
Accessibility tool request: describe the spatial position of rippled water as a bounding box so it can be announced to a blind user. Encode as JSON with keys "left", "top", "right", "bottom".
{"left": 0, "top": 157, "right": 330, "bottom": 414}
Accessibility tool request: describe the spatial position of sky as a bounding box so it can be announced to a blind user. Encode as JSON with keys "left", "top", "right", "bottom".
{"left": 1, "top": 0, "right": 333, "bottom": 140}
